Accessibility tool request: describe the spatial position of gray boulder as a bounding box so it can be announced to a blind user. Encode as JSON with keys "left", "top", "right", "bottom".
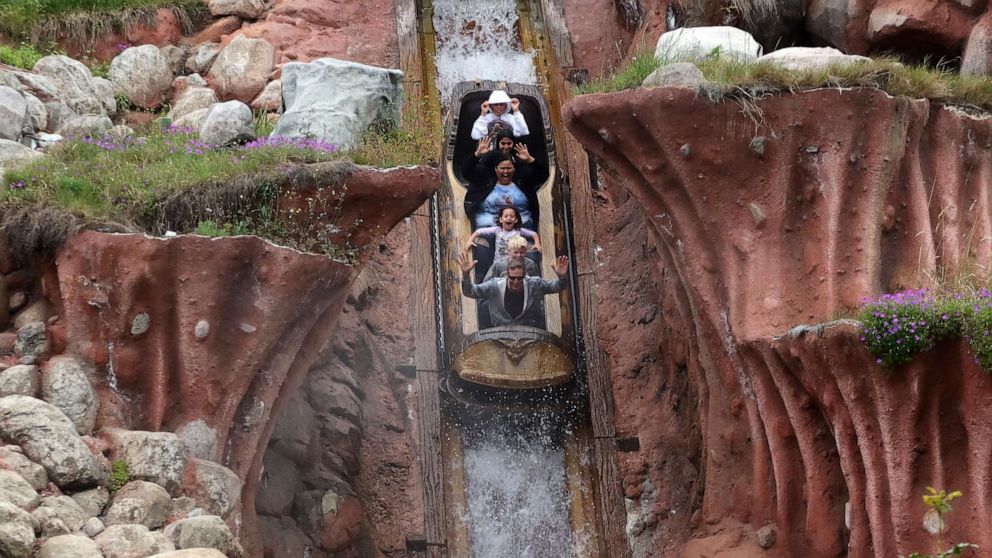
{"left": 172, "top": 108, "right": 210, "bottom": 133}
{"left": 93, "top": 77, "right": 118, "bottom": 117}
{"left": 14, "top": 322, "right": 47, "bottom": 361}
{"left": 44, "top": 102, "right": 78, "bottom": 134}
{"left": 250, "top": 78, "right": 282, "bottom": 111}
{"left": 57, "top": 114, "right": 113, "bottom": 140}
{"left": 0, "top": 70, "right": 20, "bottom": 90}
{"left": 0, "top": 445, "right": 47, "bottom": 489}
{"left": 12, "top": 71, "right": 60, "bottom": 103}
{"left": 208, "top": 0, "right": 266, "bottom": 19}
{"left": 168, "top": 87, "right": 217, "bottom": 122}
{"left": 184, "top": 457, "right": 241, "bottom": 518}
{"left": 0, "top": 469, "right": 39, "bottom": 510}
{"left": 160, "top": 45, "right": 188, "bottom": 76}
{"left": 199, "top": 100, "right": 254, "bottom": 146}
{"left": 105, "top": 480, "right": 172, "bottom": 529}
{"left": 32, "top": 56, "right": 104, "bottom": 115}
{"left": 22, "top": 92, "right": 47, "bottom": 131}
{"left": 0, "top": 499, "right": 35, "bottom": 558}
{"left": 103, "top": 428, "right": 187, "bottom": 495}
{"left": 0, "top": 139, "right": 42, "bottom": 175}
{"left": 83, "top": 516, "right": 105, "bottom": 537}
{"left": 274, "top": 58, "right": 403, "bottom": 149}
{"left": 0, "top": 364, "right": 39, "bottom": 397}
{"left": 37, "top": 495, "right": 89, "bottom": 531}
{"left": 38, "top": 534, "right": 103, "bottom": 558}
{"left": 164, "top": 515, "right": 242, "bottom": 556}
{"left": 71, "top": 486, "right": 110, "bottom": 517}
{"left": 185, "top": 44, "right": 221, "bottom": 76}
{"left": 95, "top": 524, "right": 175, "bottom": 558}
{"left": 654, "top": 26, "right": 762, "bottom": 62}
{"left": 256, "top": 450, "right": 300, "bottom": 516}
{"left": 0, "top": 86, "right": 28, "bottom": 141}
{"left": 13, "top": 299, "right": 50, "bottom": 330}
{"left": 0, "top": 395, "right": 107, "bottom": 488}
{"left": 270, "top": 391, "right": 313, "bottom": 463}
{"left": 31, "top": 507, "right": 72, "bottom": 538}
{"left": 41, "top": 356, "right": 97, "bottom": 435}
{"left": 207, "top": 35, "right": 274, "bottom": 103}
{"left": 642, "top": 62, "right": 704, "bottom": 88}
{"left": 175, "top": 419, "right": 217, "bottom": 461}
{"left": 758, "top": 46, "right": 871, "bottom": 71}
{"left": 109, "top": 45, "right": 173, "bottom": 109}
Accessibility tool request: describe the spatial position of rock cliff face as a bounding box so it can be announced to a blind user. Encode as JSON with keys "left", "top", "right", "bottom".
{"left": 27, "top": 166, "right": 437, "bottom": 555}
{"left": 565, "top": 87, "right": 992, "bottom": 556}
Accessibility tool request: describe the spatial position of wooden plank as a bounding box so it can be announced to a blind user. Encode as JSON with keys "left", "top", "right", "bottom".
{"left": 594, "top": 437, "right": 629, "bottom": 557}
{"left": 411, "top": 207, "right": 439, "bottom": 372}
{"left": 415, "top": 369, "right": 446, "bottom": 550}
{"left": 540, "top": 0, "right": 574, "bottom": 68}
{"left": 396, "top": 0, "right": 423, "bottom": 104}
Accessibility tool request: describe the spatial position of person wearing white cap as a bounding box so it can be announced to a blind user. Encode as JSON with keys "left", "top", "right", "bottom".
{"left": 470, "top": 90, "right": 530, "bottom": 140}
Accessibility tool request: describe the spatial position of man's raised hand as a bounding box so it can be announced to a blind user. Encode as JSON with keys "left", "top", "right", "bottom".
{"left": 514, "top": 142, "right": 534, "bottom": 163}
{"left": 458, "top": 251, "right": 477, "bottom": 274}
{"left": 553, "top": 255, "right": 569, "bottom": 278}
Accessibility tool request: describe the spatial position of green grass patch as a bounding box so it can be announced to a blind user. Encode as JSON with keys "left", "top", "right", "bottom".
{"left": 0, "top": 0, "right": 204, "bottom": 48}
{"left": 350, "top": 102, "right": 441, "bottom": 168}
{"left": 0, "top": 42, "right": 52, "bottom": 69}
{"left": 577, "top": 50, "right": 992, "bottom": 112}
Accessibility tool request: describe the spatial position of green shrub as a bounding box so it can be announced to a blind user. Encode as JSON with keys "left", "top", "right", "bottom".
{"left": 194, "top": 219, "right": 249, "bottom": 237}
{"left": 0, "top": 43, "right": 49, "bottom": 69}
{"left": 109, "top": 459, "right": 130, "bottom": 492}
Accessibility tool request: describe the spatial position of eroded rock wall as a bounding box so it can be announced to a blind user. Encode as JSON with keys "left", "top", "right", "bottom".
{"left": 565, "top": 87, "right": 992, "bottom": 556}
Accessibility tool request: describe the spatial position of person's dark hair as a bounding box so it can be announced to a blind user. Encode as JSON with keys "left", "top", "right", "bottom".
{"left": 497, "top": 206, "right": 522, "bottom": 230}
{"left": 494, "top": 130, "right": 514, "bottom": 147}
{"left": 506, "top": 258, "right": 526, "bottom": 273}
{"left": 493, "top": 152, "right": 514, "bottom": 171}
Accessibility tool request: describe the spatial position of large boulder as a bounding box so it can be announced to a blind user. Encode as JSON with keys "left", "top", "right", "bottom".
{"left": 109, "top": 45, "right": 173, "bottom": 109}
{"left": 255, "top": 450, "right": 300, "bottom": 516}
{"left": 105, "top": 480, "right": 172, "bottom": 529}
{"left": 0, "top": 364, "right": 39, "bottom": 397}
{"left": 92, "top": 77, "right": 117, "bottom": 117}
{"left": 0, "top": 499, "right": 35, "bottom": 558}
{"left": 32, "top": 56, "right": 104, "bottom": 115}
{"left": 71, "top": 486, "right": 110, "bottom": 517}
{"left": 207, "top": 35, "right": 274, "bottom": 103}
{"left": 654, "top": 26, "right": 762, "bottom": 62}
{"left": 250, "top": 79, "right": 282, "bottom": 112}
{"left": 163, "top": 515, "right": 242, "bottom": 556}
{"left": 0, "top": 446, "right": 47, "bottom": 489}
{"left": 0, "top": 469, "right": 39, "bottom": 510}
{"left": 183, "top": 457, "right": 241, "bottom": 518}
{"left": 36, "top": 495, "right": 89, "bottom": 531}
{"left": 185, "top": 43, "right": 221, "bottom": 76}
{"left": 963, "top": 14, "right": 992, "bottom": 76}
{"left": 22, "top": 92, "right": 47, "bottom": 131}
{"left": 14, "top": 321, "right": 48, "bottom": 360}
{"left": 41, "top": 356, "right": 97, "bottom": 435}
{"left": 269, "top": 391, "right": 313, "bottom": 463}
{"left": 38, "top": 534, "right": 103, "bottom": 558}
{"left": 0, "top": 86, "right": 27, "bottom": 141}
{"left": 168, "top": 87, "right": 217, "bottom": 121}
{"left": 11, "top": 71, "right": 59, "bottom": 103}
{"left": 0, "top": 139, "right": 42, "bottom": 175}
{"left": 0, "top": 395, "right": 108, "bottom": 488}
{"left": 758, "top": 46, "right": 871, "bottom": 72}
{"left": 174, "top": 419, "right": 217, "bottom": 461}
{"left": 208, "top": 0, "right": 266, "bottom": 19}
{"left": 199, "top": 100, "right": 254, "bottom": 146}
{"left": 273, "top": 58, "right": 403, "bottom": 149}
{"left": 57, "top": 115, "right": 114, "bottom": 140}
{"left": 95, "top": 524, "right": 175, "bottom": 558}
{"left": 103, "top": 428, "right": 187, "bottom": 495}
{"left": 806, "top": 0, "right": 850, "bottom": 50}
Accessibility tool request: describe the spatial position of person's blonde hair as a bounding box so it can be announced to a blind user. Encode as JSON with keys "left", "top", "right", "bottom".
{"left": 507, "top": 236, "right": 528, "bottom": 250}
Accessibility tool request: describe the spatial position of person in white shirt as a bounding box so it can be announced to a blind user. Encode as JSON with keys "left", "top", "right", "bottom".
{"left": 470, "top": 90, "right": 530, "bottom": 140}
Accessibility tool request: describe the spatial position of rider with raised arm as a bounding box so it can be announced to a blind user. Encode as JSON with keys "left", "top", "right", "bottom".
{"left": 470, "top": 90, "right": 530, "bottom": 140}
{"left": 459, "top": 252, "right": 568, "bottom": 328}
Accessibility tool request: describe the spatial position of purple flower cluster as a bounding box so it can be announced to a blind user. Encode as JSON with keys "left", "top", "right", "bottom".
{"left": 7, "top": 179, "right": 26, "bottom": 190}
{"left": 859, "top": 288, "right": 938, "bottom": 367}
{"left": 242, "top": 136, "right": 337, "bottom": 154}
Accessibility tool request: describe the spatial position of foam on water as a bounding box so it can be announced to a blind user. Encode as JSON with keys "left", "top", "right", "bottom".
{"left": 432, "top": 0, "right": 537, "bottom": 105}
{"left": 461, "top": 418, "right": 574, "bottom": 557}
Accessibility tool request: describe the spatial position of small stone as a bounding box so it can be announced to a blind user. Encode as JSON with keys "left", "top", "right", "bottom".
{"left": 679, "top": 143, "right": 691, "bottom": 158}
{"left": 104, "top": 480, "right": 172, "bottom": 529}
{"left": 83, "top": 516, "right": 105, "bottom": 537}
{"left": 238, "top": 322, "right": 256, "bottom": 334}
{"left": 8, "top": 291, "right": 26, "bottom": 312}
{"left": 749, "top": 203, "right": 767, "bottom": 228}
{"left": 95, "top": 524, "right": 175, "bottom": 558}
{"left": 194, "top": 320, "right": 209, "bottom": 340}
{"left": 71, "top": 487, "right": 109, "bottom": 517}
{"left": 14, "top": 322, "right": 47, "bottom": 360}
{"left": 756, "top": 525, "right": 776, "bottom": 549}
{"left": 38, "top": 534, "right": 102, "bottom": 558}
{"left": 35, "top": 495, "right": 88, "bottom": 531}
{"left": 749, "top": 136, "right": 767, "bottom": 156}
{"left": 0, "top": 445, "right": 47, "bottom": 489}
{"left": 130, "top": 313, "right": 150, "bottom": 336}
{"left": 0, "top": 469, "right": 40, "bottom": 510}
{"left": 17, "top": 356, "right": 36, "bottom": 365}
{"left": 0, "top": 499, "right": 35, "bottom": 557}
{"left": 642, "top": 61, "right": 705, "bottom": 88}
{"left": 33, "top": 508, "right": 70, "bottom": 538}
{"left": 14, "top": 300, "right": 50, "bottom": 331}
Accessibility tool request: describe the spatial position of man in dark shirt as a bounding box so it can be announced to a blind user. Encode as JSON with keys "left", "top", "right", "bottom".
{"left": 459, "top": 252, "right": 568, "bottom": 327}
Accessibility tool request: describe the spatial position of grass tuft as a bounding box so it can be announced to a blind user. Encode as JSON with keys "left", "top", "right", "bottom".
{"left": 578, "top": 50, "right": 992, "bottom": 113}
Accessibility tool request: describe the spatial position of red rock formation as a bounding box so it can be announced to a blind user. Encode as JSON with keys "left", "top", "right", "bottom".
{"left": 57, "top": 8, "right": 185, "bottom": 62}
{"left": 47, "top": 166, "right": 437, "bottom": 556}
{"left": 565, "top": 87, "right": 992, "bottom": 556}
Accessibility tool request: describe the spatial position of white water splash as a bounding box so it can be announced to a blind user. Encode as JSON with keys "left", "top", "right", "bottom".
{"left": 432, "top": 0, "right": 537, "bottom": 105}
{"left": 462, "top": 419, "right": 574, "bottom": 557}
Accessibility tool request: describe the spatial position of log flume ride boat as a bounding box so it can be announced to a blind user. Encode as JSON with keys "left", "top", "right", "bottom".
{"left": 435, "top": 80, "right": 582, "bottom": 416}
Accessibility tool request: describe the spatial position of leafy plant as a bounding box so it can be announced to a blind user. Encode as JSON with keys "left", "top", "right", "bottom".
{"left": 109, "top": 459, "right": 130, "bottom": 493}
{"left": 907, "top": 488, "right": 976, "bottom": 558}
{"left": 0, "top": 42, "right": 49, "bottom": 69}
